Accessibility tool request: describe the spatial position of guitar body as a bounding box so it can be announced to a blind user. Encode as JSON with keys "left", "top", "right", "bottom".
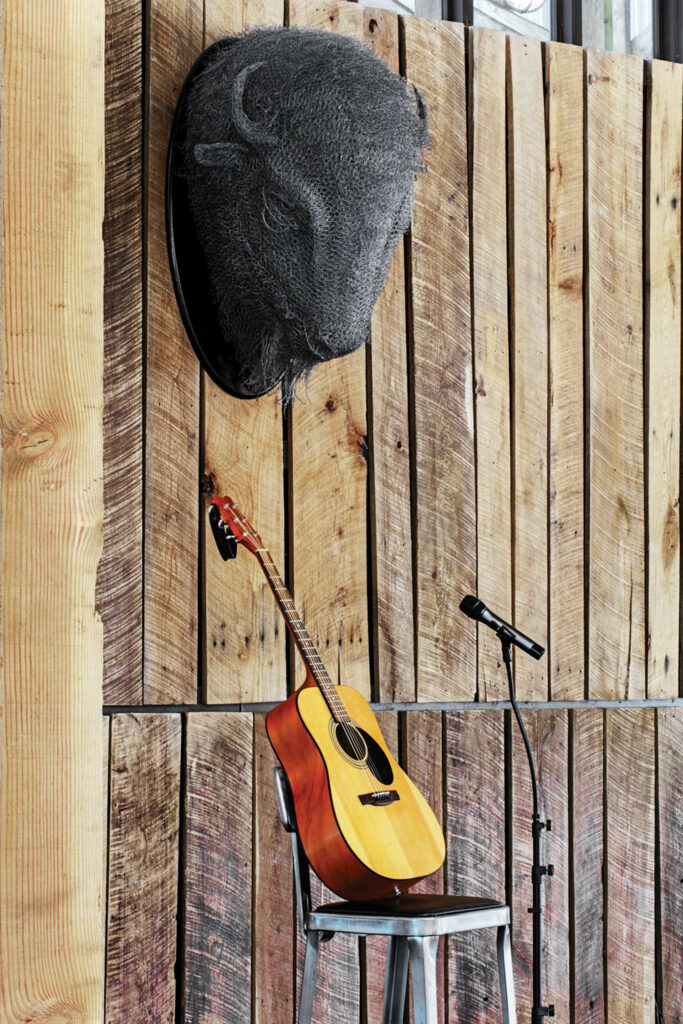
{"left": 266, "top": 680, "right": 445, "bottom": 901}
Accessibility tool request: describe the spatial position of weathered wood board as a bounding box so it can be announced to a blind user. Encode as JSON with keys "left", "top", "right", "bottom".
{"left": 144, "top": 0, "right": 203, "bottom": 703}
{"left": 287, "top": 0, "right": 371, "bottom": 700}
{"left": 510, "top": 711, "right": 569, "bottom": 1022}
{"left": 184, "top": 713, "right": 253, "bottom": 1023}
{"left": 404, "top": 16, "right": 476, "bottom": 702}
{"left": 0, "top": 0, "right": 106, "bottom": 1017}
{"left": 586, "top": 49, "right": 645, "bottom": 699}
{"left": 570, "top": 709, "right": 605, "bottom": 1023}
{"left": 202, "top": 0, "right": 287, "bottom": 706}
{"left": 253, "top": 713, "right": 295, "bottom": 1024}
{"left": 470, "top": 28, "right": 512, "bottom": 703}
{"left": 547, "top": 41, "right": 585, "bottom": 702}
{"left": 605, "top": 709, "right": 655, "bottom": 1024}
{"left": 366, "top": 7, "right": 416, "bottom": 704}
{"left": 445, "top": 711, "right": 506, "bottom": 1023}
{"left": 100, "top": 0, "right": 144, "bottom": 705}
{"left": 507, "top": 35, "right": 548, "bottom": 701}
{"left": 657, "top": 708, "right": 683, "bottom": 1022}
{"left": 646, "top": 60, "right": 682, "bottom": 700}
{"left": 105, "top": 715, "right": 181, "bottom": 1024}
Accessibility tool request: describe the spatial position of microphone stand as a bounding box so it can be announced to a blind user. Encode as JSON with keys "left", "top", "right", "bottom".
{"left": 497, "top": 625, "right": 554, "bottom": 1023}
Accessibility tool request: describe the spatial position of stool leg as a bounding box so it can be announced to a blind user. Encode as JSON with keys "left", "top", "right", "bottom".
{"left": 381, "top": 936, "right": 409, "bottom": 1024}
{"left": 496, "top": 924, "right": 517, "bottom": 1024}
{"left": 407, "top": 935, "right": 440, "bottom": 1024}
{"left": 298, "top": 930, "right": 321, "bottom": 1024}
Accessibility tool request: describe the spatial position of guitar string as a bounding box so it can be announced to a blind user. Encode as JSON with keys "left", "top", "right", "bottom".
{"left": 257, "top": 552, "right": 385, "bottom": 795}
{"left": 222, "top": 507, "right": 386, "bottom": 795}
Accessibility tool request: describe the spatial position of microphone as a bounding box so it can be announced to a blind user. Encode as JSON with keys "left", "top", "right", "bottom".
{"left": 459, "top": 595, "right": 545, "bottom": 660}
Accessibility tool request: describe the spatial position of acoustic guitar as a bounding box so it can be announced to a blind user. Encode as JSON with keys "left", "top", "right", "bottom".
{"left": 209, "top": 495, "right": 445, "bottom": 901}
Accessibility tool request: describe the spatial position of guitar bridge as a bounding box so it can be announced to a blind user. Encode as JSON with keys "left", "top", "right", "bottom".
{"left": 359, "top": 790, "right": 399, "bottom": 806}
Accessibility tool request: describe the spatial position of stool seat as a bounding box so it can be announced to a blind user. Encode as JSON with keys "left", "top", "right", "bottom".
{"left": 317, "top": 893, "right": 504, "bottom": 917}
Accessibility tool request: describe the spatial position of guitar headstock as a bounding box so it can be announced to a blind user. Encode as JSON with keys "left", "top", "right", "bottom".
{"left": 210, "top": 495, "right": 264, "bottom": 557}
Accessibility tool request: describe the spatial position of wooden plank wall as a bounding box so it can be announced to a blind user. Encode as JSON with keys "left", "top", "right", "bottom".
{"left": 98, "top": 0, "right": 683, "bottom": 710}
{"left": 89, "top": 0, "right": 683, "bottom": 1022}
{"left": 102, "top": 709, "right": 679, "bottom": 1021}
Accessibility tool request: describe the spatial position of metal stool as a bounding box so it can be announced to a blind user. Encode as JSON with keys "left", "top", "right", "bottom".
{"left": 273, "top": 766, "right": 517, "bottom": 1024}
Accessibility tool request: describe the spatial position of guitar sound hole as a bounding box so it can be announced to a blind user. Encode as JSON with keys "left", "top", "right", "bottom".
{"left": 333, "top": 723, "right": 394, "bottom": 786}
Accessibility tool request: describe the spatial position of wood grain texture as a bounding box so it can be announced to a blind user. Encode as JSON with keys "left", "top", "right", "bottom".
{"left": 0, "top": 1, "right": 105, "bottom": 1017}
{"left": 546, "top": 42, "right": 585, "bottom": 702}
{"left": 507, "top": 36, "right": 549, "bottom": 701}
{"left": 100, "top": 0, "right": 144, "bottom": 704}
{"left": 404, "top": 17, "right": 476, "bottom": 702}
{"left": 646, "top": 60, "right": 682, "bottom": 699}
{"left": 570, "top": 710, "right": 604, "bottom": 1023}
{"left": 287, "top": 0, "right": 370, "bottom": 699}
{"left": 184, "top": 713, "right": 253, "bottom": 1024}
{"left": 510, "top": 711, "right": 569, "bottom": 1022}
{"left": 403, "top": 713, "right": 445, "bottom": 1024}
{"left": 144, "top": 0, "right": 202, "bottom": 703}
{"left": 470, "top": 28, "right": 512, "bottom": 703}
{"left": 586, "top": 49, "right": 645, "bottom": 699}
{"left": 105, "top": 715, "right": 181, "bottom": 1024}
{"left": 365, "top": 8, "right": 415, "bottom": 704}
{"left": 253, "top": 713, "right": 295, "bottom": 1024}
{"left": 657, "top": 708, "right": 683, "bottom": 1022}
{"left": 605, "top": 709, "right": 655, "bottom": 1024}
{"left": 445, "top": 711, "right": 506, "bottom": 1023}
{"left": 364, "top": 712, "right": 399, "bottom": 1024}
{"left": 203, "top": 0, "right": 287, "bottom": 705}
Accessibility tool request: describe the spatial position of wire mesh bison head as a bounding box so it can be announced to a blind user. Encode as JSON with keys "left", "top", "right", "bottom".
{"left": 176, "top": 26, "right": 429, "bottom": 404}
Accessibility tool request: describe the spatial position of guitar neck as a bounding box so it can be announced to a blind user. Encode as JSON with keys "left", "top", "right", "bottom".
{"left": 255, "top": 549, "right": 349, "bottom": 721}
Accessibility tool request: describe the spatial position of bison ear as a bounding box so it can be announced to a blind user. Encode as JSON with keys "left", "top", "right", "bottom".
{"left": 194, "top": 142, "right": 250, "bottom": 167}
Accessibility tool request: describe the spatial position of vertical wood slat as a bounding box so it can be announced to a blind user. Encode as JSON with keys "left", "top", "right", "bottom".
{"left": 203, "top": 0, "right": 287, "bottom": 705}
{"left": 571, "top": 709, "right": 605, "bottom": 1023}
{"left": 184, "top": 713, "right": 253, "bottom": 1024}
{"left": 470, "top": 28, "right": 512, "bottom": 703}
{"left": 145, "top": 0, "right": 203, "bottom": 703}
{"left": 366, "top": 7, "right": 415, "bottom": 704}
{"left": 364, "top": 712, "right": 399, "bottom": 1024}
{"left": 0, "top": 0, "right": 105, "bottom": 1016}
{"left": 404, "top": 17, "right": 476, "bottom": 702}
{"left": 510, "top": 711, "right": 569, "bottom": 1022}
{"left": 657, "top": 708, "right": 683, "bottom": 1021}
{"left": 100, "top": 0, "right": 144, "bottom": 705}
{"left": 646, "top": 60, "right": 682, "bottom": 699}
{"left": 403, "top": 713, "right": 445, "bottom": 1024}
{"left": 546, "top": 42, "right": 585, "bottom": 702}
{"left": 287, "top": 0, "right": 370, "bottom": 699}
{"left": 507, "top": 36, "right": 549, "bottom": 702}
{"left": 253, "top": 714, "right": 295, "bottom": 1024}
{"left": 605, "top": 709, "right": 655, "bottom": 1024}
{"left": 105, "top": 715, "right": 181, "bottom": 1024}
{"left": 586, "top": 49, "right": 645, "bottom": 699}
{"left": 445, "top": 711, "right": 506, "bottom": 1023}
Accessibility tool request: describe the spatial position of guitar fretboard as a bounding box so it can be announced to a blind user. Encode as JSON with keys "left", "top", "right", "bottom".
{"left": 256, "top": 550, "right": 350, "bottom": 723}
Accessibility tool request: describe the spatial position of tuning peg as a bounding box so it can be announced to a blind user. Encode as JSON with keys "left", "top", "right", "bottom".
{"left": 209, "top": 503, "right": 238, "bottom": 561}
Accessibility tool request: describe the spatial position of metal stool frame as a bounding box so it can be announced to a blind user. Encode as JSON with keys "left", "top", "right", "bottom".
{"left": 273, "top": 766, "right": 517, "bottom": 1024}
